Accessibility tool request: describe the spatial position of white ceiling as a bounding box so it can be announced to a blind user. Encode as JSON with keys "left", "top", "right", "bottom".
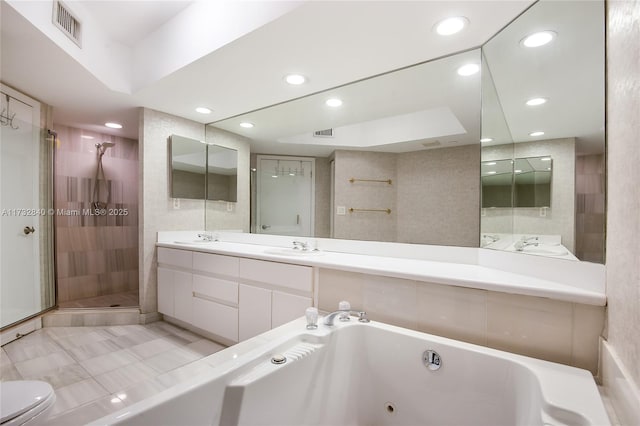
{"left": 0, "top": 0, "right": 604, "bottom": 155}
{"left": 0, "top": 0, "right": 533, "bottom": 145}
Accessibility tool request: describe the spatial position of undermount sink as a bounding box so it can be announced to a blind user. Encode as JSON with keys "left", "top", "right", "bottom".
{"left": 263, "top": 248, "right": 324, "bottom": 256}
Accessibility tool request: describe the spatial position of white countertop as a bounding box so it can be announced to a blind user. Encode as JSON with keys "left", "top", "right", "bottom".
{"left": 156, "top": 233, "right": 606, "bottom": 306}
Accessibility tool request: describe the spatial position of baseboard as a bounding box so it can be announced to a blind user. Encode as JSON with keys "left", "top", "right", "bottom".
{"left": 139, "top": 311, "right": 162, "bottom": 324}
{"left": 600, "top": 338, "right": 640, "bottom": 425}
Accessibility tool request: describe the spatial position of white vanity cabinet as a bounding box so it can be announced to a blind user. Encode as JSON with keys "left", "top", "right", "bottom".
{"left": 238, "top": 258, "right": 313, "bottom": 340}
{"left": 157, "top": 247, "right": 313, "bottom": 345}
{"left": 157, "top": 248, "right": 193, "bottom": 324}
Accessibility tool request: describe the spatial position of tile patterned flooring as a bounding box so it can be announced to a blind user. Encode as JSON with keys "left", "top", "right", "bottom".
{"left": 0, "top": 321, "right": 225, "bottom": 425}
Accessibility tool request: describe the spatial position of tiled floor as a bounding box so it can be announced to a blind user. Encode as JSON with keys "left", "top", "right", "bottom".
{"left": 0, "top": 321, "right": 225, "bottom": 425}
{"left": 57, "top": 290, "right": 139, "bottom": 309}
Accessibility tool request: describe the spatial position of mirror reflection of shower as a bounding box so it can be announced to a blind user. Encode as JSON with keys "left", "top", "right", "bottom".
{"left": 92, "top": 141, "right": 115, "bottom": 210}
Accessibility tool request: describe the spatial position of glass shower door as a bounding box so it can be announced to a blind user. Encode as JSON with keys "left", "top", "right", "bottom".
{"left": 1, "top": 87, "right": 54, "bottom": 328}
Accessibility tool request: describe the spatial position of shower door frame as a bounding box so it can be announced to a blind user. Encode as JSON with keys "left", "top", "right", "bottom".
{"left": 0, "top": 83, "right": 56, "bottom": 332}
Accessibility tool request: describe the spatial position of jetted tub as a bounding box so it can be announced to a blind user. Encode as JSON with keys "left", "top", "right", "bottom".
{"left": 92, "top": 318, "right": 610, "bottom": 426}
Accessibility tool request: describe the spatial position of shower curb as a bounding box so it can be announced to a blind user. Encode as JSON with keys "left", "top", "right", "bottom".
{"left": 42, "top": 308, "right": 141, "bottom": 327}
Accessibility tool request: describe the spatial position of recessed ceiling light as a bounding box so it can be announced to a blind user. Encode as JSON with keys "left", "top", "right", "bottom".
{"left": 526, "top": 97, "right": 548, "bottom": 106}
{"left": 285, "top": 74, "right": 306, "bottom": 85}
{"left": 521, "top": 31, "right": 556, "bottom": 48}
{"left": 480, "top": 138, "right": 493, "bottom": 143}
{"left": 326, "top": 98, "right": 343, "bottom": 107}
{"left": 195, "top": 107, "right": 212, "bottom": 114}
{"left": 434, "top": 16, "right": 468, "bottom": 36}
{"left": 239, "top": 122, "right": 254, "bottom": 128}
{"left": 529, "top": 131, "right": 545, "bottom": 137}
{"left": 457, "top": 64, "right": 480, "bottom": 76}
{"left": 105, "top": 122, "right": 122, "bottom": 129}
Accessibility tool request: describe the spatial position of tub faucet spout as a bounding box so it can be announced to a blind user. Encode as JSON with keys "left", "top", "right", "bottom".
{"left": 324, "top": 310, "right": 369, "bottom": 326}
{"left": 323, "top": 309, "right": 350, "bottom": 326}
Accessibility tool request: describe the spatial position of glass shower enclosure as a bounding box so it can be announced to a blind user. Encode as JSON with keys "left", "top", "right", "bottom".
{"left": 0, "top": 84, "right": 56, "bottom": 330}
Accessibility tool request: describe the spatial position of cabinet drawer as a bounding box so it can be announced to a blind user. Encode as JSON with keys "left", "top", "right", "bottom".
{"left": 193, "top": 252, "right": 239, "bottom": 277}
{"left": 193, "top": 274, "right": 238, "bottom": 304}
{"left": 192, "top": 298, "right": 238, "bottom": 343}
{"left": 239, "top": 259, "right": 312, "bottom": 292}
{"left": 158, "top": 247, "right": 192, "bottom": 269}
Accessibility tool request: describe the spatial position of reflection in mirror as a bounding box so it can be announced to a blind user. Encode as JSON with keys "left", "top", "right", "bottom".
{"left": 481, "top": 159, "right": 513, "bottom": 208}
{"left": 481, "top": 0, "right": 605, "bottom": 263}
{"left": 170, "top": 135, "right": 206, "bottom": 199}
{"left": 170, "top": 134, "right": 239, "bottom": 202}
{"left": 514, "top": 156, "right": 552, "bottom": 208}
{"left": 207, "top": 145, "right": 238, "bottom": 202}
{"left": 255, "top": 156, "right": 315, "bottom": 236}
{"left": 213, "top": 49, "right": 482, "bottom": 246}
{"left": 482, "top": 156, "right": 553, "bottom": 209}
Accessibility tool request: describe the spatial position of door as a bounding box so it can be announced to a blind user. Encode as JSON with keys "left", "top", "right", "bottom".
{"left": 256, "top": 155, "right": 315, "bottom": 236}
{"left": 0, "top": 87, "right": 42, "bottom": 328}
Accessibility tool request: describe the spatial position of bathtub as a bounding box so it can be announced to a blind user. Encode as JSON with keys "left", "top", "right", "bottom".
{"left": 92, "top": 318, "right": 610, "bottom": 426}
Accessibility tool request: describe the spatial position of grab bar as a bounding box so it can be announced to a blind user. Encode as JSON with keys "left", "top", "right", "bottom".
{"left": 348, "top": 208, "right": 391, "bottom": 214}
{"left": 349, "top": 178, "right": 392, "bottom": 185}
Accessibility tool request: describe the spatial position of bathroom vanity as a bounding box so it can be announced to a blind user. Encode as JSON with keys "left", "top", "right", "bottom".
{"left": 158, "top": 247, "right": 312, "bottom": 345}
{"left": 156, "top": 231, "right": 606, "bottom": 373}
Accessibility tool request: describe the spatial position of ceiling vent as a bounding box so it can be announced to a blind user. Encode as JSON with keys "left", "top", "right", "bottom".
{"left": 52, "top": 1, "right": 82, "bottom": 48}
{"left": 313, "top": 129, "right": 334, "bottom": 138}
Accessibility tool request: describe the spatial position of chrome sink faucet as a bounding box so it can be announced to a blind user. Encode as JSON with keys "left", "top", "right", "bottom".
{"left": 197, "top": 232, "right": 216, "bottom": 242}
{"left": 293, "top": 240, "right": 309, "bottom": 251}
{"left": 515, "top": 236, "right": 539, "bottom": 251}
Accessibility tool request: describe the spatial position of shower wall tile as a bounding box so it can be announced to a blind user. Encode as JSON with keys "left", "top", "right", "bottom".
{"left": 54, "top": 124, "right": 138, "bottom": 307}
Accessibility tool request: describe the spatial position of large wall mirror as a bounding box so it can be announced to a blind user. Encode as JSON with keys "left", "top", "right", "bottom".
{"left": 170, "top": 135, "right": 238, "bottom": 202}
{"left": 205, "top": 0, "right": 605, "bottom": 264}
{"left": 481, "top": 0, "right": 605, "bottom": 263}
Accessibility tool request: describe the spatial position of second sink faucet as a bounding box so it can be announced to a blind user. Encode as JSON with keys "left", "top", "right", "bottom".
{"left": 197, "top": 232, "right": 217, "bottom": 242}
{"left": 293, "top": 240, "right": 309, "bottom": 251}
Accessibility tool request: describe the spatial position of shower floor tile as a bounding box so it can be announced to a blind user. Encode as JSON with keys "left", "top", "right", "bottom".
{"left": 0, "top": 321, "right": 226, "bottom": 423}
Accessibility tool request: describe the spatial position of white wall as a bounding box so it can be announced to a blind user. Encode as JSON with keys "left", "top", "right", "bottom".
{"left": 332, "top": 146, "right": 479, "bottom": 246}
{"left": 333, "top": 150, "right": 397, "bottom": 242}
{"left": 139, "top": 108, "right": 205, "bottom": 315}
{"left": 397, "top": 144, "right": 479, "bottom": 246}
{"left": 602, "top": 0, "right": 640, "bottom": 423}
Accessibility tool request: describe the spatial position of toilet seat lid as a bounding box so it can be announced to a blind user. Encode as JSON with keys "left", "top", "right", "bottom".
{"left": 0, "top": 381, "right": 54, "bottom": 424}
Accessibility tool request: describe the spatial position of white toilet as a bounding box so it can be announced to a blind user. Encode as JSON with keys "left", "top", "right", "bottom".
{"left": 0, "top": 381, "right": 56, "bottom": 425}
